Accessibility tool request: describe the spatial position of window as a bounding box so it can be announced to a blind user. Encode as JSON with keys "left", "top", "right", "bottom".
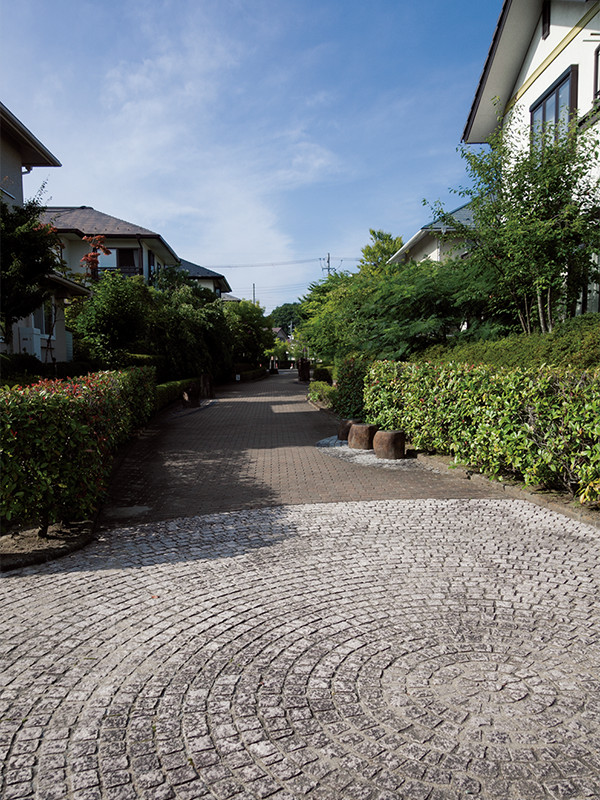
{"left": 595, "top": 45, "right": 600, "bottom": 103}
{"left": 116, "top": 247, "right": 141, "bottom": 277}
{"left": 33, "top": 299, "right": 55, "bottom": 336}
{"left": 542, "top": 0, "right": 550, "bottom": 40}
{"left": 530, "top": 66, "right": 578, "bottom": 142}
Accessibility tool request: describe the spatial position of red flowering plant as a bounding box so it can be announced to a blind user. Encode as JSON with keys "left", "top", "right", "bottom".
{"left": 80, "top": 235, "right": 111, "bottom": 282}
{"left": 1, "top": 367, "right": 156, "bottom": 536}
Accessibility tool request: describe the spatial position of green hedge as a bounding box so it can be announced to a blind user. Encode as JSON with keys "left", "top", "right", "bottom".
{"left": 1, "top": 367, "right": 156, "bottom": 532}
{"left": 417, "top": 313, "right": 600, "bottom": 370}
{"left": 364, "top": 360, "right": 600, "bottom": 503}
{"left": 333, "top": 355, "right": 371, "bottom": 419}
{"left": 312, "top": 367, "right": 333, "bottom": 385}
{"left": 308, "top": 381, "right": 337, "bottom": 408}
{"left": 238, "top": 367, "right": 268, "bottom": 382}
{"left": 156, "top": 377, "right": 209, "bottom": 410}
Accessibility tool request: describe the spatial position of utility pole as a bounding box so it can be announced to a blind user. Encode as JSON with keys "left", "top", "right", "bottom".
{"left": 252, "top": 283, "right": 256, "bottom": 304}
{"left": 322, "top": 253, "right": 332, "bottom": 276}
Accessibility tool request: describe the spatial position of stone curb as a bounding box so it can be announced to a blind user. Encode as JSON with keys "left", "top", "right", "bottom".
{"left": 417, "top": 452, "right": 600, "bottom": 530}
{"left": 0, "top": 520, "right": 96, "bottom": 573}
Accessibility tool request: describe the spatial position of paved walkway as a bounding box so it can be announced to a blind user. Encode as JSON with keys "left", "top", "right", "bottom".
{"left": 99, "top": 371, "right": 502, "bottom": 527}
{"left": 2, "top": 372, "right": 600, "bottom": 800}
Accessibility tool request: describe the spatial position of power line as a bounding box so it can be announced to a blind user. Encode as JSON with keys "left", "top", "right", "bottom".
{"left": 205, "top": 258, "right": 320, "bottom": 269}
{"left": 206, "top": 256, "right": 361, "bottom": 269}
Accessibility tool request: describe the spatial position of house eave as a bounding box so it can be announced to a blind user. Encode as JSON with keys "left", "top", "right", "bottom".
{"left": 44, "top": 272, "right": 92, "bottom": 298}
{"left": 0, "top": 102, "right": 61, "bottom": 168}
{"left": 463, "top": 0, "right": 545, "bottom": 143}
{"left": 388, "top": 229, "right": 429, "bottom": 264}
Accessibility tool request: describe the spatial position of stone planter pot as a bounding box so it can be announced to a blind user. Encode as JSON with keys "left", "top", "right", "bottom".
{"left": 373, "top": 430, "right": 406, "bottom": 460}
{"left": 337, "top": 418, "right": 362, "bottom": 441}
{"left": 348, "top": 423, "right": 379, "bottom": 450}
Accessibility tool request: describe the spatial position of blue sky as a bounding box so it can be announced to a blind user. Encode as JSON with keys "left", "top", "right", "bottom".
{"left": 1, "top": 0, "right": 502, "bottom": 311}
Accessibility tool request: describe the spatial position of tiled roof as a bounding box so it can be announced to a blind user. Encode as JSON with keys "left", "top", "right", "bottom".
{"left": 179, "top": 259, "right": 225, "bottom": 280}
{"left": 424, "top": 202, "right": 474, "bottom": 232}
{"left": 41, "top": 206, "right": 160, "bottom": 237}
{"left": 179, "top": 259, "right": 232, "bottom": 294}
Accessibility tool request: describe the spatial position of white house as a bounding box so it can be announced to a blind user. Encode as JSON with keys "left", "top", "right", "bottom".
{"left": 178, "top": 259, "right": 232, "bottom": 296}
{"left": 388, "top": 203, "right": 473, "bottom": 265}
{"left": 463, "top": 0, "right": 599, "bottom": 145}
{"left": 463, "top": 0, "right": 600, "bottom": 314}
{"left": 40, "top": 206, "right": 180, "bottom": 284}
{"left": 0, "top": 103, "right": 90, "bottom": 362}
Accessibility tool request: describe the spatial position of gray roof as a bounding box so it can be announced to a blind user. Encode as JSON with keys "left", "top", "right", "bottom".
{"left": 423, "top": 202, "right": 474, "bottom": 232}
{"left": 388, "top": 202, "right": 474, "bottom": 263}
{"left": 41, "top": 206, "right": 179, "bottom": 264}
{"left": 42, "top": 206, "right": 161, "bottom": 237}
{"left": 0, "top": 103, "right": 61, "bottom": 168}
{"left": 179, "top": 259, "right": 232, "bottom": 294}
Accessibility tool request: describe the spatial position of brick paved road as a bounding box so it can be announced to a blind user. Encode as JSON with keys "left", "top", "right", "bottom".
{"left": 2, "top": 374, "right": 600, "bottom": 799}
{"left": 98, "top": 372, "right": 502, "bottom": 527}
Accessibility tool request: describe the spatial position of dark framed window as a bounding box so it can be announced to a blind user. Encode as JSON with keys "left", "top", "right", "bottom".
{"left": 595, "top": 45, "right": 600, "bottom": 103}
{"left": 530, "top": 65, "right": 578, "bottom": 141}
{"left": 542, "top": 0, "right": 550, "bottom": 40}
{"left": 116, "top": 247, "right": 141, "bottom": 277}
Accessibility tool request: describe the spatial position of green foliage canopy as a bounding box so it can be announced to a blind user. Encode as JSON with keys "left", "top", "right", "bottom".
{"left": 223, "top": 300, "right": 275, "bottom": 367}
{"left": 0, "top": 198, "right": 64, "bottom": 344}
{"left": 270, "top": 302, "right": 304, "bottom": 336}
{"left": 432, "top": 119, "right": 600, "bottom": 334}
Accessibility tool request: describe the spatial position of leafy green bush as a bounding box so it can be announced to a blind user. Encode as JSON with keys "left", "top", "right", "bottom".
{"left": 1, "top": 352, "right": 44, "bottom": 377}
{"left": 308, "top": 381, "right": 337, "bottom": 408}
{"left": 1, "top": 367, "right": 156, "bottom": 532}
{"left": 70, "top": 272, "right": 152, "bottom": 366}
{"left": 239, "top": 367, "right": 268, "bottom": 382}
{"left": 333, "top": 355, "right": 371, "bottom": 419}
{"left": 364, "top": 360, "right": 600, "bottom": 502}
{"left": 417, "top": 314, "right": 600, "bottom": 370}
{"left": 155, "top": 377, "right": 213, "bottom": 410}
{"left": 312, "top": 367, "right": 333, "bottom": 384}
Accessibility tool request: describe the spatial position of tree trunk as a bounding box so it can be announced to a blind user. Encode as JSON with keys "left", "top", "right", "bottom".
{"left": 537, "top": 291, "right": 548, "bottom": 334}
{"left": 546, "top": 287, "right": 554, "bottom": 333}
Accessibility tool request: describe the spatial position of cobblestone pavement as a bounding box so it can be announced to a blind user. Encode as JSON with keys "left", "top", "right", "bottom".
{"left": 2, "top": 375, "right": 600, "bottom": 799}
{"left": 2, "top": 500, "right": 600, "bottom": 800}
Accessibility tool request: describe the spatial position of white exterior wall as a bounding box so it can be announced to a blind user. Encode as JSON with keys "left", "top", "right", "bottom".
{"left": 0, "top": 138, "right": 24, "bottom": 205}
{"left": 59, "top": 236, "right": 165, "bottom": 281}
{"left": 195, "top": 277, "right": 218, "bottom": 292}
{"left": 402, "top": 234, "right": 468, "bottom": 265}
{"left": 505, "top": 3, "right": 600, "bottom": 138}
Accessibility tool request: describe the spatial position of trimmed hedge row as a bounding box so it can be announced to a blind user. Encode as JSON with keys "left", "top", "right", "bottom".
{"left": 155, "top": 377, "right": 211, "bottom": 410}
{"left": 333, "top": 356, "right": 371, "bottom": 419}
{"left": 417, "top": 313, "right": 600, "bottom": 370}
{"left": 364, "top": 360, "right": 600, "bottom": 503}
{"left": 1, "top": 367, "right": 156, "bottom": 532}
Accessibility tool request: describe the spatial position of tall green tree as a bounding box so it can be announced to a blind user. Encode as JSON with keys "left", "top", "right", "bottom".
{"left": 357, "top": 229, "right": 403, "bottom": 276}
{"left": 223, "top": 300, "right": 274, "bottom": 367}
{"left": 71, "top": 272, "right": 152, "bottom": 365}
{"left": 270, "top": 302, "right": 304, "bottom": 336}
{"left": 432, "top": 119, "right": 600, "bottom": 334}
{"left": 0, "top": 198, "right": 64, "bottom": 345}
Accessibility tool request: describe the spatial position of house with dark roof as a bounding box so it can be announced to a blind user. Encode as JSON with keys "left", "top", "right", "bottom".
{"left": 178, "top": 259, "right": 231, "bottom": 297}
{"left": 40, "top": 206, "right": 179, "bottom": 284}
{"left": 388, "top": 203, "right": 473, "bottom": 266}
{"left": 0, "top": 104, "right": 90, "bottom": 362}
{"left": 463, "top": 0, "right": 599, "bottom": 313}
